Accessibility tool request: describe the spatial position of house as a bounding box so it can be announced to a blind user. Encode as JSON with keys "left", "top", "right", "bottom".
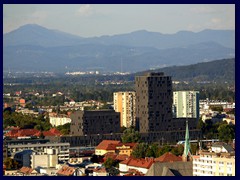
{"left": 95, "top": 140, "right": 120, "bottom": 156}
{"left": 43, "top": 128, "right": 62, "bottom": 137}
{"left": 119, "top": 157, "right": 154, "bottom": 175}
{"left": 5, "top": 129, "right": 41, "bottom": 139}
{"left": 115, "top": 143, "right": 137, "bottom": 156}
{"left": 18, "top": 166, "right": 39, "bottom": 176}
{"left": 103, "top": 152, "right": 128, "bottom": 163}
{"left": 145, "top": 161, "right": 193, "bottom": 176}
{"left": 154, "top": 152, "right": 182, "bottom": 163}
{"left": 211, "top": 143, "right": 235, "bottom": 153}
{"left": 57, "top": 165, "right": 84, "bottom": 176}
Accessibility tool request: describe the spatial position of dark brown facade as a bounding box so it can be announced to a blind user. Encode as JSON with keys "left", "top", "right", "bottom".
{"left": 70, "top": 110, "right": 120, "bottom": 136}
{"left": 135, "top": 72, "right": 173, "bottom": 133}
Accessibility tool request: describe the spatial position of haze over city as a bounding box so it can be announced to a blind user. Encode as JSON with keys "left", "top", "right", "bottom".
{"left": 3, "top": 4, "right": 235, "bottom": 37}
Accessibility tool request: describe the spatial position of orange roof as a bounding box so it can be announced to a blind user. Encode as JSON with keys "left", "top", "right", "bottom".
{"left": 19, "top": 167, "right": 34, "bottom": 174}
{"left": 57, "top": 165, "right": 76, "bottom": 176}
{"left": 120, "top": 157, "right": 154, "bottom": 169}
{"left": 103, "top": 152, "right": 117, "bottom": 161}
{"left": 43, "top": 128, "right": 62, "bottom": 137}
{"left": 5, "top": 129, "right": 40, "bottom": 137}
{"left": 96, "top": 140, "right": 120, "bottom": 150}
{"left": 115, "top": 154, "right": 129, "bottom": 161}
{"left": 155, "top": 152, "right": 182, "bottom": 162}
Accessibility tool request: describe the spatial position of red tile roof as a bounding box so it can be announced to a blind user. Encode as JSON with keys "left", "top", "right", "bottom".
{"left": 120, "top": 157, "right": 154, "bottom": 169}
{"left": 96, "top": 140, "right": 120, "bottom": 150}
{"left": 57, "top": 165, "right": 76, "bottom": 176}
{"left": 155, "top": 152, "right": 182, "bottom": 162}
{"left": 43, "top": 128, "right": 62, "bottom": 137}
{"left": 103, "top": 152, "right": 117, "bottom": 161}
{"left": 5, "top": 129, "right": 41, "bottom": 138}
{"left": 115, "top": 154, "right": 129, "bottom": 161}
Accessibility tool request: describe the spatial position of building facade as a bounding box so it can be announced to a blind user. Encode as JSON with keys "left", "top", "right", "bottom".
{"left": 113, "top": 91, "right": 136, "bottom": 128}
{"left": 193, "top": 151, "right": 235, "bottom": 176}
{"left": 7, "top": 142, "right": 70, "bottom": 162}
{"left": 135, "top": 72, "right": 173, "bottom": 133}
{"left": 70, "top": 110, "right": 120, "bottom": 136}
{"left": 49, "top": 114, "right": 71, "bottom": 127}
{"left": 173, "top": 91, "right": 199, "bottom": 120}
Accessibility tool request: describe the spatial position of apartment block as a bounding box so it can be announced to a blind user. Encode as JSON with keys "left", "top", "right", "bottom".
{"left": 193, "top": 151, "right": 235, "bottom": 176}
{"left": 113, "top": 91, "right": 136, "bottom": 128}
{"left": 173, "top": 91, "right": 199, "bottom": 119}
{"left": 135, "top": 72, "right": 173, "bottom": 133}
{"left": 70, "top": 110, "right": 120, "bottom": 136}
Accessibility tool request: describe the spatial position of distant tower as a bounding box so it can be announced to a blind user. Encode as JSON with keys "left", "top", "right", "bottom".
{"left": 182, "top": 120, "right": 191, "bottom": 162}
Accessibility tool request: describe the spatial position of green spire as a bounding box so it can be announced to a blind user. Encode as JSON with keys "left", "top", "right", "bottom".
{"left": 183, "top": 120, "right": 190, "bottom": 158}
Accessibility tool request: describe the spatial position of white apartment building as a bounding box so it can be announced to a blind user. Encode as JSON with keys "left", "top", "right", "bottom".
{"left": 49, "top": 114, "right": 71, "bottom": 127}
{"left": 173, "top": 91, "right": 199, "bottom": 119}
{"left": 193, "top": 151, "right": 235, "bottom": 176}
{"left": 113, "top": 91, "right": 136, "bottom": 128}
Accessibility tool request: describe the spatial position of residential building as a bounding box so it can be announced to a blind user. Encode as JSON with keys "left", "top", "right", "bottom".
{"left": 49, "top": 114, "right": 71, "bottom": 127}
{"left": 31, "top": 149, "right": 58, "bottom": 169}
{"left": 70, "top": 110, "right": 120, "bottom": 136}
{"left": 119, "top": 157, "right": 154, "bottom": 175}
{"left": 113, "top": 91, "right": 136, "bottom": 128}
{"left": 115, "top": 143, "right": 137, "bottom": 156}
{"left": 95, "top": 140, "right": 120, "bottom": 156}
{"left": 173, "top": 91, "right": 199, "bottom": 119}
{"left": 7, "top": 142, "right": 70, "bottom": 162}
{"left": 193, "top": 151, "right": 235, "bottom": 176}
{"left": 57, "top": 165, "right": 84, "bottom": 176}
{"left": 154, "top": 152, "right": 182, "bottom": 163}
{"left": 135, "top": 72, "right": 173, "bottom": 133}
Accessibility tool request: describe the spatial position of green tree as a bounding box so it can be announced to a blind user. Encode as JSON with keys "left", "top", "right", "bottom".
{"left": 121, "top": 127, "right": 141, "bottom": 143}
{"left": 158, "top": 145, "right": 172, "bottom": 156}
{"left": 145, "top": 144, "right": 159, "bottom": 158}
{"left": 171, "top": 144, "right": 184, "bottom": 156}
{"left": 218, "top": 124, "right": 235, "bottom": 143}
{"left": 3, "top": 157, "right": 18, "bottom": 170}
{"left": 108, "top": 167, "right": 120, "bottom": 176}
{"left": 104, "top": 158, "right": 115, "bottom": 169}
{"left": 131, "top": 143, "right": 148, "bottom": 158}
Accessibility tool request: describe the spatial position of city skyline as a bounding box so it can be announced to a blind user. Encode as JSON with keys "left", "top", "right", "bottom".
{"left": 3, "top": 4, "right": 235, "bottom": 37}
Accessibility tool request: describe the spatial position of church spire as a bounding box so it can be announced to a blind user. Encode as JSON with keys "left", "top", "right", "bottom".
{"left": 182, "top": 120, "right": 191, "bottom": 161}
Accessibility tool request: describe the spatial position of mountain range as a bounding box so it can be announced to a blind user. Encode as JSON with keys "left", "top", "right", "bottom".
{"left": 3, "top": 24, "right": 235, "bottom": 73}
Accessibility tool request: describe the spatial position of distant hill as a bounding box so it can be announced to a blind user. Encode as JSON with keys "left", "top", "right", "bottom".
{"left": 3, "top": 24, "right": 235, "bottom": 73}
{"left": 136, "top": 58, "right": 235, "bottom": 83}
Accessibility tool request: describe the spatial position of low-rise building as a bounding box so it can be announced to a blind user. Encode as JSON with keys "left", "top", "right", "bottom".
{"left": 7, "top": 142, "right": 70, "bottom": 163}
{"left": 119, "top": 157, "right": 154, "bottom": 175}
{"left": 95, "top": 140, "right": 120, "bottom": 156}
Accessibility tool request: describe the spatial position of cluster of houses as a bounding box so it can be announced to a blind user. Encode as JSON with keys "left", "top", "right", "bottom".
{"left": 3, "top": 135, "right": 235, "bottom": 176}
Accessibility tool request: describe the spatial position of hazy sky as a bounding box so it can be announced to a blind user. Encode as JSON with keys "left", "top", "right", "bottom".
{"left": 3, "top": 4, "right": 235, "bottom": 37}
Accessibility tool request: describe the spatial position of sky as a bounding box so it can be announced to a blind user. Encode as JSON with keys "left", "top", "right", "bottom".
{"left": 3, "top": 4, "right": 235, "bottom": 37}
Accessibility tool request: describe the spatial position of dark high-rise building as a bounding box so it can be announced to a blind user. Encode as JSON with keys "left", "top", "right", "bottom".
{"left": 135, "top": 72, "right": 173, "bottom": 133}
{"left": 70, "top": 110, "right": 120, "bottom": 136}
